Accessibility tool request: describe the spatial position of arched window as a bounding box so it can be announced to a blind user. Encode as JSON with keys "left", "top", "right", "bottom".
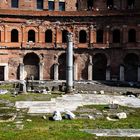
{"left": 113, "top": 29, "right": 120, "bottom": 43}
{"left": 128, "top": 29, "right": 136, "bottom": 43}
{"left": 96, "top": 29, "right": 103, "bottom": 43}
{"left": 87, "top": 0, "right": 93, "bottom": 10}
{"left": 127, "top": 0, "right": 135, "bottom": 9}
{"left": 79, "top": 30, "right": 87, "bottom": 43}
{"left": 106, "top": 0, "right": 114, "bottom": 9}
{"left": 28, "top": 30, "right": 35, "bottom": 42}
{"left": 62, "top": 30, "right": 68, "bottom": 43}
{"left": 11, "top": 29, "right": 18, "bottom": 42}
{"left": 11, "top": 0, "right": 19, "bottom": 8}
{"left": 45, "top": 29, "right": 52, "bottom": 43}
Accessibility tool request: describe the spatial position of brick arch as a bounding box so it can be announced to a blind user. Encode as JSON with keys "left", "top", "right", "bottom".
{"left": 92, "top": 51, "right": 110, "bottom": 66}
{"left": 25, "top": 27, "right": 38, "bottom": 33}
{"left": 9, "top": 26, "right": 21, "bottom": 32}
{"left": 111, "top": 26, "right": 122, "bottom": 31}
{"left": 23, "top": 52, "right": 40, "bottom": 80}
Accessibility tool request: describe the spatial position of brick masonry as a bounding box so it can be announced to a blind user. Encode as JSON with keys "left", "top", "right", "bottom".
{"left": 0, "top": 0, "right": 139, "bottom": 82}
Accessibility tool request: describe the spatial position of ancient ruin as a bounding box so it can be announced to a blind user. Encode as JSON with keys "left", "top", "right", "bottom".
{"left": 0, "top": 0, "right": 138, "bottom": 83}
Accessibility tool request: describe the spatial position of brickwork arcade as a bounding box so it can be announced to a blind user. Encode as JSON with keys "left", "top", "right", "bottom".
{"left": 0, "top": 0, "right": 139, "bottom": 82}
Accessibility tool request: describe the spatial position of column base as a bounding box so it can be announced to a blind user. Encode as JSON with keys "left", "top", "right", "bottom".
{"left": 65, "top": 86, "right": 73, "bottom": 94}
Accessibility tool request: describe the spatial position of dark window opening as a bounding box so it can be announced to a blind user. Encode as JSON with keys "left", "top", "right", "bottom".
{"left": 128, "top": 29, "right": 136, "bottom": 43}
{"left": 11, "top": 29, "right": 18, "bottom": 42}
{"left": 124, "top": 53, "right": 138, "bottom": 82}
{"left": 127, "top": 0, "right": 135, "bottom": 9}
{"left": 113, "top": 29, "right": 120, "bottom": 43}
{"left": 0, "top": 31, "right": 1, "bottom": 42}
{"left": 87, "top": 0, "right": 94, "bottom": 10}
{"left": 37, "top": 0, "right": 43, "bottom": 9}
{"left": 28, "top": 30, "right": 35, "bottom": 42}
{"left": 79, "top": 30, "right": 87, "bottom": 43}
{"left": 23, "top": 53, "right": 40, "bottom": 80}
{"left": 107, "top": 0, "right": 114, "bottom": 9}
{"left": 48, "top": 1, "right": 54, "bottom": 11}
{"left": 62, "top": 30, "right": 68, "bottom": 43}
{"left": 59, "top": 2, "right": 65, "bottom": 11}
{"left": 45, "top": 29, "right": 52, "bottom": 43}
{"left": 0, "top": 66, "right": 4, "bottom": 81}
{"left": 92, "top": 53, "right": 107, "bottom": 80}
{"left": 96, "top": 29, "right": 103, "bottom": 43}
{"left": 11, "top": 0, "right": 19, "bottom": 8}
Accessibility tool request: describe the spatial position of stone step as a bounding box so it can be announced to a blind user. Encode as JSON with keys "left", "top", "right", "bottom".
{"left": 15, "top": 101, "right": 56, "bottom": 109}
{"left": 28, "top": 106, "right": 78, "bottom": 114}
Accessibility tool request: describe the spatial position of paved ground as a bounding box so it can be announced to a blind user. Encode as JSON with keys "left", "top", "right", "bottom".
{"left": 81, "top": 129, "right": 140, "bottom": 137}
{"left": 15, "top": 94, "right": 140, "bottom": 114}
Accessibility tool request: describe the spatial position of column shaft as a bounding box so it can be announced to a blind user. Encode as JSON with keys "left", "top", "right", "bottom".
{"left": 54, "top": 63, "right": 58, "bottom": 80}
{"left": 66, "top": 33, "right": 73, "bottom": 93}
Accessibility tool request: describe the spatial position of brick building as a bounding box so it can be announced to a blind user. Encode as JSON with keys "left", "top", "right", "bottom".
{"left": 0, "top": 0, "right": 139, "bottom": 82}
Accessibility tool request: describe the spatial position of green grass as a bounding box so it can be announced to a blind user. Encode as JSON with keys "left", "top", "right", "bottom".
{"left": 0, "top": 95, "right": 140, "bottom": 139}
{"left": 0, "top": 116, "right": 140, "bottom": 140}
{"left": 0, "top": 93, "right": 62, "bottom": 102}
{"left": 0, "top": 84, "right": 13, "bottom": 90}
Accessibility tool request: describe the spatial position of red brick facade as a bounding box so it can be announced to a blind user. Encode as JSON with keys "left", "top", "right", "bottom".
{"left": 0, "top": 0, "right": 139, "bottom": 82}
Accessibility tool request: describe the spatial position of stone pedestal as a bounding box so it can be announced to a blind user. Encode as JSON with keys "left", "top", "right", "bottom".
{"left": 20, "top": 80, "right": 27, "bottom": 94}
{"left": 54, "top": 63, "right": 58, "bottom": 80}
{"left": 120, "top": 65, "right": 124, "bottom": 81}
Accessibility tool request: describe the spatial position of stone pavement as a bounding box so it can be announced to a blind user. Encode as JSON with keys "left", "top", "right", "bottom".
{"left": 15, "top": 94, "right": 140, "bottom": 114}
{"left": 81, "top": 129, "right": 140, "bottom": 137}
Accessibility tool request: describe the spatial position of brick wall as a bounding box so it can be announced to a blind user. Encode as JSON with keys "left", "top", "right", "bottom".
{"left": 0, "top": 0, "right": 139, "bottom": 11}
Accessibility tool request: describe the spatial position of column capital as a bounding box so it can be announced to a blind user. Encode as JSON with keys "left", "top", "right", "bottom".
{"left": 67, "top": 33, "right": 73, "bottom": 42}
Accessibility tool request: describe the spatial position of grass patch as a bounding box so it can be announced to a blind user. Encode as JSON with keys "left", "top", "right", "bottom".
{"left": 0, "top": 96, "right": 139, "bottom": 139}
{"left": 0, "top": 84, "right": 13, "bottom": 90}
{"left": 0, "top": 93, "right": 62, "bottom": 102}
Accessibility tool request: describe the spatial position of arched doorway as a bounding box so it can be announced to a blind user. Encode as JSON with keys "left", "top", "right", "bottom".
{"left": 124, "top": 53, "right": 139, "bottom": 82}
{"left": 92, "top": 53, "right": 107, "bottom": 80}
{"left": 58, "top": 53, "right": 66, "bottom": 80}
{"left": 23, "top": 53, "right": 40, "bottom": 80}
{"left": 58, "top": 53, "right": 75, "bottom": 80}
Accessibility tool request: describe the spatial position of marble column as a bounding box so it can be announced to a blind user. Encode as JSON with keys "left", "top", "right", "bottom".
{"left": 138, "top": 66, "right": 140, "bottom": 82}
{"left": 66, "top": 33, "right": 73, "bottom": 93}
{"left": 19, "top": 63, "right": 24, "bottom": 80}
{"left": 120, "top": 65, "right": 124, "bottom": 81}
{"left": 39, "top": 62, "right": 44, "bottom": 80}
{"left": 88, "top": 63, "right": 93, "bottom": 80}
{"left": 4, "top": 64, "right": 8, "bottom": 81}
{"left": 54, "top": 63, "right": 59, "bottom": 80}
{"left": 106, "top": 67, "right": 110, "bottom": 81}
{"left": 74, "top": 63, "right": 78, "bottom": 81}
